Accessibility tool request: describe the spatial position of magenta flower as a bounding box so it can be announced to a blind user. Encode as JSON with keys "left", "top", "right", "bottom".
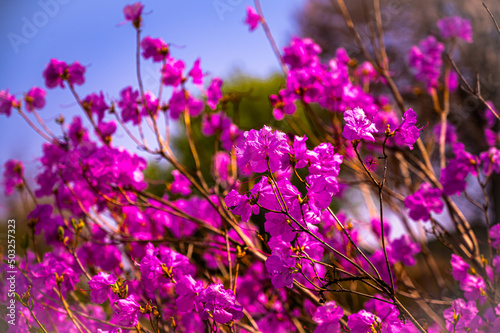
{"left": 68, "top": 116, "right": 89, "bottom": 146}
{"left": 168, "top": 89, "right": 203, "bottom": 120}
{"left": 312, "top": 301, "right": 344, "bottom": 333}
{"left": 394, "top": 108, "right": 421, "bottom": 150}
{"left": 171, "top": 170, "right": 191, "bottom": 196}
{"left": 389, "top": 234, "right": 420, "bottom": 266}
{"left": 188, "top": 59, "right": 204, "bottom": 88}
{"left": 206, "top": 77, "right": 223, "bottom": 110}
{"left": 437, "top": 16, "right": 473, "bottom": 43}
{"left": 264, "top": 212, "right": 296, "bottom": 242}
{"left": 97, "top": 120, "right": 117, "bottom": 141}
{"left": 213, "top": 151, "right": 230, "bottom": 182}
{"left": 364, "top": 298, "right": 405, "bottom": 333}
{"left": 440, "top": 143, "right": 477, "bottom": 196}
{"left": 31, "top": 252, "right": 79, "bottom": 295}
{"left": 236, "top": 125, "right": 291, "bottom": 173}
{"left": 175, "top": 275, "right": 203, "bottom": 312}
{"left": 118, "top": 86, "right": 140, "bottom": 124}
{"left": 88, "top": 272, "right": 117, "bottom": 304}
{"left": 347, "top": 310, "right": 379, "bottom": 333}
{"left": 43, "top": 58, "right": 67, "bottom": 88}
{"left": 82, "top": 92, "right": 108, "bottom": 121}
{"left": 480, "top": 147, "right": 500, "bottom": 175}
{"left": 196, "top": 284, "right": 244, "bottom": 324}
{"left": 265, "top": 255, "right": 296, "bottom": 289}
{"left": 113, "top": 295, "right": 141, "bottom": 326}
{"left": 67, "top": 61, "right": 86, "bottom": 86}
{"left": 307, "top": 175, "right": 339, "bottom": 213}
{"left": 42, "top": 59, "right": 85, "bottom": 88}
{"left": 460, "top": 275, "right": 486, "bottom": 302}
{"left": 451, "top": 254, "right": 469, "bottom": 282}
{"left": 0, "top": 89, "right": 16, "bottom": 117}
{"left": 443, "top": 299, "right": 478, "bottom": 332}
{"left": 342, "top": 107, "right": 378, "bottom": 142}
{"left": 141, "top": 36, "right": 169, "bottom": 62}
{"left": 162, "top": 57, "right": 185, "bottom": 87}
{"left": 224, "top": 189, "right": 259, "bottom": 222}
{"left": 408, "top": 36, "right": 444, "bottom": 90}
{"left": 139, "top": 243, "right": 164, "bottom": 291}
{"left": 140, "top": 91, "right": 159, "bottom": 118}
{"left": 283, "top": 36, "right": 321, "bottom": 70}
{"left": 245, "top": 7, "right": 261, "bottom": 32}
{"left": 307, "top": 142, "right": 343, "bottom": 178}
{"left": 490, "top": 224, "right": 500, "bottom": 250}
{"left": 24, "top": 87, "right": 46, "bottom": 112}
{"left": 27, "top": 204, "right": 64, "bottom": 245}
{"left": 270, "top": 89, "right": 296, "bottom": 120}
{"left": 355, "top": 61, "right": 378, "bottom": 83}
{"left": 404, "top": 182, "right": 443, "bottom": 221}
{"left": 201, "top": 112, "right": 231, "bottom": 136}
{"left": 292, "top": 135, "right": 308, "bottom": 169}
{"left": 123, "top": 2, "right": 144, "bottom": 28}
{"left": 3, "top": 159, "right": 24, "bottom": 195}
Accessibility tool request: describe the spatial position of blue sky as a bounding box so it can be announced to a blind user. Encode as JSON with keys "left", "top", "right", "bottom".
{"left": 0, "top": 0, "right": 303, "bottom": 194}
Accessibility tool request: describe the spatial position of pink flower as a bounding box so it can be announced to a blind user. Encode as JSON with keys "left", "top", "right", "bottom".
{"left": 141, "top": 36, "right": 169, "bottom": 62}
{"left": 168, "top": 89, "right": 203, "bottom": 120}
{"left": 437, "top": 16, "right": 473, "bottom": 43}
{"left": 42, "top": 59, "right": 85, "bottom": 88}
{"left": 118, "top": 86, "right": 140, "bottom": 124}
{"left": 88, "top": 272, "right": 117, "bottom": 304}
{"left": 3, "top": 159, "right": 24, "bottom": 195}
{"left": 312, "top": 301, "right": 344, "bottom": 333}
{"left": 225, "top": 189, "right": 259, "bottom": 222}
{"left": 394, "top": 108, "right": 421, "bottom": 150}
{"left": 0, "top": 89, "right": 17, "bottom": 117}
{"left": 283, "top": 36, "right": 321, "bottom": 70}
{"left": 264, "top": 212, "right": 296, "bottom": 242}
{"left": 450, "top": 254, "right": 469, "bottom": 282}
{"left": 265, "top": 255, "right": 296, "bottom": 289}
{"left": 113, "top": 295, "right": 141, "bottom": 326}
{"left": 491, "top": 224, "right": 500, "bottom": 250}
{"left": 67, "top": 61, "right": 86, "bottom": 86}
{"left": 206, "top": 77, "right": 223, "bottom": 110}
{"left": 24, "top": 87, "right": 46, "bottom": 112}
{"left": 196, "top": 284, "right": 243, "bottom": 324}
{"left": 342, "top": 107, "right": 378, "bottom": 142}
{"left": 388, "top": 234, "right": 420, "bottom": 266}
{"left": 236, "top": 125, "right": 291, "bottom": 173}
{"left": 347, "top": 310, "right": 379, "bottom": 333}
{"left": 443, "top": 299, "right": 478, "bottom": 332}
{"left": 245, "top": 7, "right": 261, "bottom": 32}
{"left": 408, "top": 36, "right": 444, "bottom": 90}
{"left": 404, "top": 182, "right": 443, "bottom": 221}
{"left": 123, "top": 2, "right": 144, "bottom": 28}
{"left": 43, "top": 58, "right": 67, "bottom": 88}
{"left": 162, "top": 57, "right": 185, "bottom": 87}
{"left": 188, "top": 59, "right": 204, "bottom": 88}
{"left": 82, "top": 92, "right": 108, "bottom": 121}
{"left": 171, "top": 170, "right": 191, "bottom": 196}
{"left": 270, "top": 89, "right": 296, "bottom": 120}
{"left": 175, "top": 275, "right": 203, "bottom": 312}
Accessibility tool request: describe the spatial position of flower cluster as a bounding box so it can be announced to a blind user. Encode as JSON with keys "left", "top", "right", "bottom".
{"left": 2, "top": 4, "right": 500, "bottom": 333}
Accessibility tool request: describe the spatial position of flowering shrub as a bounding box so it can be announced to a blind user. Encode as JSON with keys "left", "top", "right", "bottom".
{"left": 1, "top": 2, "right": 500, "bottom": 333}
